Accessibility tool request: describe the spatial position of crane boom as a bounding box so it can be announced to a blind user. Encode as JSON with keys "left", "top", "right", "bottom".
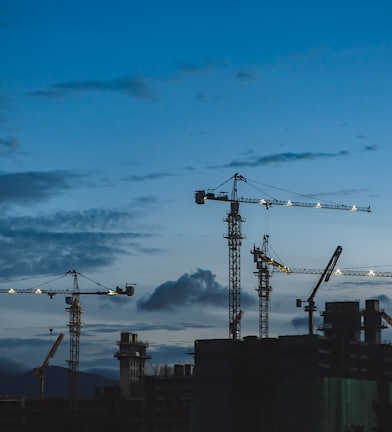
{"left": 297, "top": 246, "right": 342, "bottom": 335}
{"left": 281, "top": 268, "right": 392, "bottom": 278}
{"left": 196, "top": 191, "right": 371, "bottom": 213}
{"left": 33, "top": 332, "right": 64, "bottom": 399}
{"left": 381, "top": 311, "right": 392, "bottom": 327}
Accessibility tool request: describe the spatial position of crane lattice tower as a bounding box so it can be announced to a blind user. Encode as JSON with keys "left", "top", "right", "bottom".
{"left": 66, "top": 270, "right": 82, "bottom": 404}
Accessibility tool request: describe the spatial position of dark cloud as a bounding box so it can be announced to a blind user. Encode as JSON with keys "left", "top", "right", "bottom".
{"left": 28, "top": 76, "right": 155, "bottom": 100}
{"left": 137, "top": 269, "right": 256, "bottom": 311}
{"left": 84, "top": 322, "right": 211, "bottom": 334}
{"left": 0, "top": 170, "right": 83, "bottom": 205}
{"left": 222, "top": 151, "right": 349, "bottom": 168}
{"left": 355, "top": 134, "right": 367, "bottom": 140}
{"left": 0, "top": 208, "right": 155, "bottom": 277}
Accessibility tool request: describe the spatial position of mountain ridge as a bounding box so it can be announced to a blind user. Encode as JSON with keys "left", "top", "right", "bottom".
{"left": 0, "top": 365, "right": 117, "bottom": 398}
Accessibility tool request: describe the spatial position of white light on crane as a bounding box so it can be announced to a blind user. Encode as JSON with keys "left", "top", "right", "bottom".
{"left": 351, "top": 205, "right": 358, "bottom": 211}
{"left": 8, "top": 288, "right": 16, "bottom": 294}
{"left": 286, "top": 200, "right": 293, "bottom": 206}
{"left": 315, "top": 203, "right": 322, "bottom": 208}
{"left": 335, "top": 269, "right": 342, "bottom": 275}
{"left": 368, "top": 270, "right": 375, "bottom": 276}
{"left": 35, "top": 289, "right": 43, "bottom": 294}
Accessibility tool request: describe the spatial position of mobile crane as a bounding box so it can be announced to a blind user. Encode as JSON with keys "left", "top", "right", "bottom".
{"left": 196, "top": 173, "right": 370, "bottom": 340}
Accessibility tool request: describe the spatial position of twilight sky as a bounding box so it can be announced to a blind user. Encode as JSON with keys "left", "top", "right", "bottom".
{"left": 1, "top": 0, "right": 392, "bottom": 379}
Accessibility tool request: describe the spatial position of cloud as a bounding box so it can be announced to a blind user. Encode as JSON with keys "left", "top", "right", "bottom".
{"left": 137, "top": 268, "right": 256, "bottom": 311}
{"left": 235, "top": 71, "right": 256, "bottom": 81}
{"left": 0, "top": 208, "right": 155, "bottom": 277}
{"left": 194, "top": 92, "right": 208, "bottom": 103}
{"left": 0, "top": 170, "right": 83, "bottom": 206}
{"left": 222, "top": 150, "right": 349, "bottom": 168}
{"left": 28, "top": 76, "right": 156, "bottom": 100}
{"left": 0, "top": 137, "right": 18, "bottom": 155}
{"left": 84, "top": 321, "right": 211, "bottom": 334}
{"left": 363, "top": 144, "right": 377, "bottom": 152}
{"left": 373, "top": 294, "right": 391, "bottom": 306}
{"left": 291, "top": 315, "right": 321, "bottom": 329}
{"left": 123, "top": 172, "right": 173, "bottom": 182}
{"left": 147, "top": 343, "right": 194, "bottom": 365}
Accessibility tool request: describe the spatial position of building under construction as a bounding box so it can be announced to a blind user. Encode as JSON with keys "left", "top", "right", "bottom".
{"left": 192, "top": 299, "right": 392, "bottom": 432}
{"left": 1, "top": 300, "right": 392, "bottom": 432}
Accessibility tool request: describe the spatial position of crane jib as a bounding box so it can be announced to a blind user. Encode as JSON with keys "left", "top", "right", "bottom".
{"left": 195, "top": 191, "right": 371, "bottom": 213}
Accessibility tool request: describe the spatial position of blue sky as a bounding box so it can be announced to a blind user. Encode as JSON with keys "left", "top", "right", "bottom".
{"left": 1, "top": 0, "right": 392, "bottom": 379}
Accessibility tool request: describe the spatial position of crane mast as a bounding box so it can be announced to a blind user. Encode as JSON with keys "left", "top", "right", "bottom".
{"left": 66, "top": 270, "right": 81, "bottom": 404}
{"left": 252, "top": 235, "right": 290, "bottom": 338}
{"left": 195, "top": 173, "right": 370, "bottom": 340}
{"left": 225, "top": 174, "right": 246, "bottom": 339}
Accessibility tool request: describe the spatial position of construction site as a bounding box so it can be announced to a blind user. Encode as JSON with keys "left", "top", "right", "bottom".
{"left": 1, "top": 173, "right": 392, "bottom": 432}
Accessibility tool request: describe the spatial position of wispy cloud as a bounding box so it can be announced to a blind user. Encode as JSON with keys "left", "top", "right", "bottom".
{"left": 0, "top": 137, "right": 18, "bottom": 156}
{"left": 222, "top": 150, "right": 349, "bottom": 168}
{"left": 28, "top": 76, "right": 156, "bottom": 100}
{"left": 0, "top": 208, "right": 155, "bottom": 277}
{"left": 0, "top": 170, "right": 83, "bottom": 205}
{"left": 291, "top": 315, "right": 321, "bottom": 329}
{"left": 235, "top": 71, "right": 256, "bottom": 81}
{"left": 123, "top": 172, "right": 173, "bottom": 182}
{"left": 363, "top": 144, "right": 377, "bottom": 152}
{"left": 374, "top": 294, "right": 391, "bottom": 306}
{"left": 137, "top": 268, "right": 256, "bottom": 311}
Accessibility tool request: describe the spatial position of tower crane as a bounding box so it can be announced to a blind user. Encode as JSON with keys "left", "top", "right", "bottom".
{"left": 0, "top": 270, "right": 134, "bottom": 404}
{"left": 33, "top": 332, "right": 64, "bottom": 399}
{"left": 196, "top": 173, "right": 370, "bottom": 340}
{"left": 251, "top": 234, "right": 290, "bottom": 338}
{"left": 256, "top": 244, "right": 392, "bottom": 335}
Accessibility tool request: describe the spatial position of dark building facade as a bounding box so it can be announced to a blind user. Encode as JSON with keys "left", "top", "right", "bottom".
{"left": 192, "top": 300, "right": 392, "bottom": 432}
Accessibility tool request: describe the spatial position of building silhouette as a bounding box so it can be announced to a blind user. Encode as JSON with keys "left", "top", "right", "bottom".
{"left": 192, "top": 299, "right": 392, "bottom": 432}
{"left": 1, "top": 300, "right": 392, "bottom": 431}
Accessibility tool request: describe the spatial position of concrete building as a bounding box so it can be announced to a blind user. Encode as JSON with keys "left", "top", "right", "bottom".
{"left": 192, "top": 299, "right": 392, "bottom": 432}
{"left": 144, "top": 363, "right": 193, "bottom": 432}
{"left": 114, "top": 332, "right": 150, "bottom": 400}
